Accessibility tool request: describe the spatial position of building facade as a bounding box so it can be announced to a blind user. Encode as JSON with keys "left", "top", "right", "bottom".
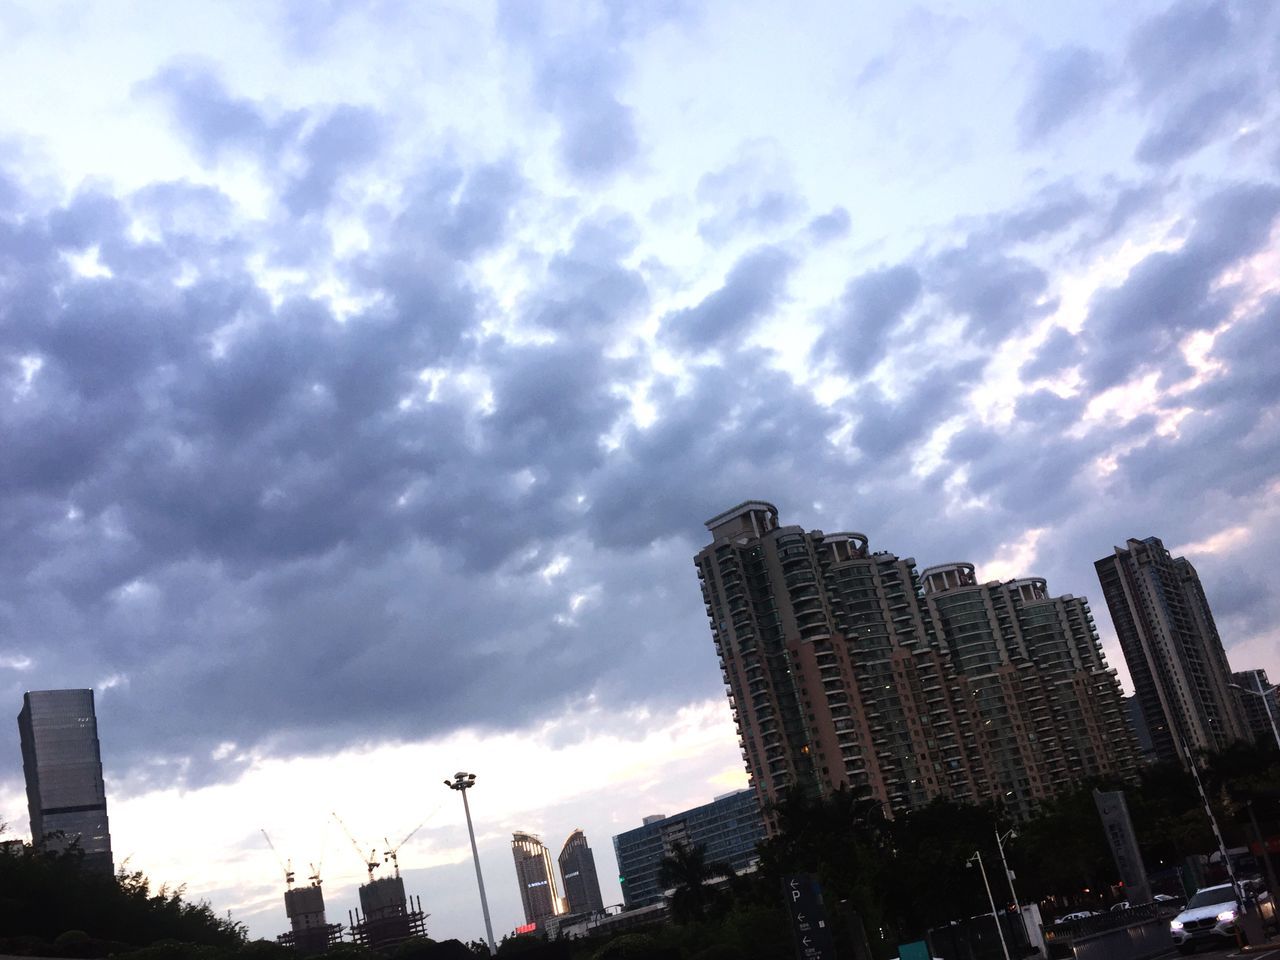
{"left": 612, "top": 788, "right": 765, "bottom": 909}
{"left": 558, "top": 829, "right": 605, "bottom": 916}
{"left": 1095, "top": 536, "right": 1247, "bottom": 768}
{"left": 512, "top": 832, "right": 565, "bottom": 925}
{"left": 1231, "top": 669, "right": 1280, "bottom": 747}
{"left": 17, "top": 689, "right": 113, "bottom": 875}
{"left": 694, "top": 501, "right": 1136, "bottom": 823}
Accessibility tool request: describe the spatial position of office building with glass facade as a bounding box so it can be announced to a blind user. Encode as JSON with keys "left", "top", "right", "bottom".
{"left": 612, "top": 788, "right": 765, "bottom": 909}
{"left": 17, "top": 688, "right": 113, "bottom": 875}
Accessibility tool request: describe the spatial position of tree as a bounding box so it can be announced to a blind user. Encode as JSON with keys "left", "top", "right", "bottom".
{"left": 657, "top": 842, "right": 735, "bottom": 923}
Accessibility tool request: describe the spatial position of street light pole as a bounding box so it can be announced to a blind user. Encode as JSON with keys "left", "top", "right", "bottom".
{"left": 995, "top": 827, "right": 1028, "bottom": 953}
{"left": 968, "top": 850, "right": 1012, "bottom": 960}
{"left": 1230, "top": 677, "right": 1280, "bottom": 754}
{"left": 446, "top": 772, "right": 497, "bottom": 956}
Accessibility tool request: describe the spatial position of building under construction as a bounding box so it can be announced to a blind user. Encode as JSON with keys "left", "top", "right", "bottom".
{"left": 348, "top": 875, "right": 429, "bottom": 950}
{"left": 275, "top": 883, "right": 344, "bottom": 955}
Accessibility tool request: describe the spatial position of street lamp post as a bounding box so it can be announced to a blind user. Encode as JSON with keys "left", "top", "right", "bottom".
{"left": 1229, "top": 677, "right": 1280, "bottom": 753}
{"left": 445, "top": 772, "right": 498, "bottom": 956}
{"left": 994, "top": 827, "right": 1028, "bottom": 953}
{"left": 968, "top": 850, "right": 1012, "bottom": 960}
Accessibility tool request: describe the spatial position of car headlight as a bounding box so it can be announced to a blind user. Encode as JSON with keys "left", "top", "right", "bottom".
{"left": 1170, "top": 921, "right": 1184, "bottom": 930}
{"left": 1217, "top": 909, "right": 1237, "bottom": 923}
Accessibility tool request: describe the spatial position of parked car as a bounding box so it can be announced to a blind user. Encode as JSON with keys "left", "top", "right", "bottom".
{"left": 1170, "top": 883, "right": 1241, "bottom": 953}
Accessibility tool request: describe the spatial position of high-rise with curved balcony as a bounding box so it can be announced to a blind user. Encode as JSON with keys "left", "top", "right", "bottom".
{"left": 695, "top": 501, "right": 1136, "bottom": 824}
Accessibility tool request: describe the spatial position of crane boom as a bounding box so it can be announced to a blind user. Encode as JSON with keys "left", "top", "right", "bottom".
{"left": 331, "top": 811, "right": 380, "bottom": 881}
{"left": 260, "top": 828, "right": 295, "bottom": 888}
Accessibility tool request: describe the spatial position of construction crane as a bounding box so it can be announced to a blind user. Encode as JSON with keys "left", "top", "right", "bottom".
{"left": 332, "top": 811, "right": 380, "bottom": 882}
{"left": 260, "top": 829, "right": 295, "bottom": 889}
{"left": 383, "top": 818, "right": 429, "bottom": 878}
{"left": 306, "top": 821, "right": 325, "bottom": 887}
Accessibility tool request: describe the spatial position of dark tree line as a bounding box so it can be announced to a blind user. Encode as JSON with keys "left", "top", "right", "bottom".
{"left": 0, "top": 833, "right": 244, "bottom": 954}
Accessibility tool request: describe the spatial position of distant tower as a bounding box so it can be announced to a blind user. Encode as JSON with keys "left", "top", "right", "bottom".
{"left": 512, "top": 832, "right": 565, "bottom": 925}
{"left": 17, "top": 689, "right": 113, "bottom": 875}
{"left": 1095, "top": 536, "right": 1248, "bottom": 768}
{"left": 558, "top": 829, "right": 604, "bottom": 916}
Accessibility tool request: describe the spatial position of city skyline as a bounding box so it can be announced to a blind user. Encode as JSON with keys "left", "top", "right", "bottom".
{"left": 1, "top": 0, "right": 1278, "bottom": 947}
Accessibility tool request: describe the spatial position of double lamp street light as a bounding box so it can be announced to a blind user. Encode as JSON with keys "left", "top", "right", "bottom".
{"left": 445, "top": 772, "right": 498, "bottom": 957}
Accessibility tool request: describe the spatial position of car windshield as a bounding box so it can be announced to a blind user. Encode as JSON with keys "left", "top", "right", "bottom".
{"left": 1186, "top": 888, "right": 1236, "bottom": 910}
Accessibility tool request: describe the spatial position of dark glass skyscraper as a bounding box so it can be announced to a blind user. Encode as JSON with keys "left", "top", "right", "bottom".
{"left": 1095, "top": 536, "right": 1247, "bottom": 768}
{"left": 558, "top": 829, "right": 604, "bottom": 916}
{"left": 511, "top": 832, "right": 564, "bottom": 925}
{"left": 17, "top": 689, "right": 113, "bottom": 875}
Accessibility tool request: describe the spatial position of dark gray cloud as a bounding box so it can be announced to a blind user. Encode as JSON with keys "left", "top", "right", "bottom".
{"left": 1123, "top": 1, "right": 1279, "bottom": 167}
{"left": 139, "top": 62, "right": 301, "bottom": 164}
{"left": 141, "top": 63, "right": 385, "bottom": 220}
{"left": 659, "top": 245, "right": 794, "bottom": 352}
{"left": 495, "top": 0, "right": 689, "bottom": 181}
{"left": 1134, "top": 78, "right": 1254, "bottom": 165}
{"left": 695, "top": 144, "right": 807, "bottom": 245}
{"left": 1018, "top": 46, "right": 1114, "bottom": 143}
{"left": 1081, "top": 182, "right": 1280, "bottom": 388}
{"left": 807, "top": 207, "right": 852, "bottom": 244}
{"left": 1020, "top": 326, "right": 1083, "bottom": 381}
{"left": 927, "top": 244, "right": 1051, "bottom": 344}
{"left": 1126, "top": 0, "right": 1234, "bottom": 102}
{"left": 810, "top": 264, "right": 921, "bottom": 377}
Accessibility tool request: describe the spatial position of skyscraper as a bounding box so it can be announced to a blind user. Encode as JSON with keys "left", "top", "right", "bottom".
{"left": 1095, "top": 536, "right": 1247, "bottom": 768}
{"left": 558, "top": 829, "right": 604, "bottom": 916}
{"left": 695, "top": 501, "right": 1135, "bottom": 822}
{"left": 17, "top": 689, "right": 113, "bottom": 875}
{"left": 511, "top": 832, "right": 564, "bottom": 926}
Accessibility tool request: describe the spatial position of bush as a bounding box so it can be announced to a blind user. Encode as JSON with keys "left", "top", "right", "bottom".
{"left": 428, "top": 941, "right": 481, "bottom": 960}
{"left": 689, "top": 946, "right": 743, "bottom": 960}
{"left": 232, "top": 940, "right": 296, "bottom": 960}
{"left": 591, "top": 934, "right": 676, "bottom": 960}
{"left": 53, "top": 932, "right": 89, "bottom": 946}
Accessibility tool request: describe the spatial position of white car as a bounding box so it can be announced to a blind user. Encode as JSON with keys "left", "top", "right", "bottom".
{"left": 1170, "top": 883, "right": 1240, "bottom": 953}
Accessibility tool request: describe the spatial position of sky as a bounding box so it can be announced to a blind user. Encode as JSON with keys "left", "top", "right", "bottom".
{"left": 1, "top": 0, "right": 1279, "bottom": 945}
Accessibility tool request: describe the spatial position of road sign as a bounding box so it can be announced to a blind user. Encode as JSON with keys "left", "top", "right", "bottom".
{"left": 783, "top": 874, "right": 838, "bottom": 960}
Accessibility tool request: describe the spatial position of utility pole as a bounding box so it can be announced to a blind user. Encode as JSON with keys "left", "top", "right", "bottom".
{"left": 995, "top": 827, "right": 1029, "bottom": 952}
{"left": 968, "top": 850, "right": 1012, "bottom": 960}
{"left": 1247, "top": 801, "right": 1279, "bottom": 895}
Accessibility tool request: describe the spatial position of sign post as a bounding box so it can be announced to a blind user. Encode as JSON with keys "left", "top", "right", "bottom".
{"left": 1093, "top": 789, "right": 1152, "bottom": 906}
{"left": 784, "top": 874, "right": 838, "bottom": 960}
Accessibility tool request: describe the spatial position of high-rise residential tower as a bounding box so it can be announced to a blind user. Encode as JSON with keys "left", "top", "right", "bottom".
{"left": 17, "top": 689, "right": 113, "bottom": 875}
{"left": 511, "top": 832, "right": 565, "bottom": 926}
{"left": 558, "top": 829, "right": 604, "bottom": 916}
{"left": 695, "top": 501, "right": 1136, "bottom": 823}
{"left": 1095, "top": 536, "right": 1247, "bottom": 768}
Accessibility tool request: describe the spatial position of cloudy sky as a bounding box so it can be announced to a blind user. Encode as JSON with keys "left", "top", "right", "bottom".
{"left": 2, "top": 0, "right": 1279, "bottom": 944}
